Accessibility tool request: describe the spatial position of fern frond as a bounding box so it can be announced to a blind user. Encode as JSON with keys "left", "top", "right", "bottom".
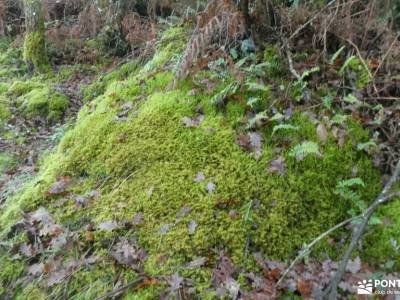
{"left": 176, "top": 0, "right": 247, "bottom": 80}
{"left": 289, "top": 141, "right": 321, "bottom": 160}
{"left": 272, "top": 124, "right": 299, "bottom": 136}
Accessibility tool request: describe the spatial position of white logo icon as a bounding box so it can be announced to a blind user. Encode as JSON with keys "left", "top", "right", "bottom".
{"left": 357, "top": 280, "right": 373, "bottom": 295}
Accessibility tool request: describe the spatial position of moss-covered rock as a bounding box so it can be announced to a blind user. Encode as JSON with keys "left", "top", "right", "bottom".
{"left": 19, "top": 86, "right": 69, "bottom": 121}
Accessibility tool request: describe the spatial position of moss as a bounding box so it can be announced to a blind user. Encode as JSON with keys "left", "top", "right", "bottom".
{"left": 364, "top": 196, "right": 400, "bottom": 268}
{"left": 0, "top": 254, "right": 25, "bottom": 293}
{"left": 23, "top": 31, "right": 50, "bottom": 73}
{"left": 0, "top": 82, "right": 9, "bottom": 94}
{"left": 0, "top": 95, "right": 11, "bottom": 125}
{"left": 0, "top": 26, "right": 393, "bottom": 299}
{"left": 8, "top": 80, "right": 44, "bottom": 97}
{"left": 20, "top": 86, "right": 69, "bottom": 121}
{"left": 0, "top": 153, "right": 17, "bottom": 174}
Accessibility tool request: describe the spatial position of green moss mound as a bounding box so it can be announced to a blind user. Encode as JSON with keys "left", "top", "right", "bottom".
{"left": 0, "top": 26, "right": 398, "bottom": 299}
{"left": 20, "top": 87, "right": 69, "bottom": 121}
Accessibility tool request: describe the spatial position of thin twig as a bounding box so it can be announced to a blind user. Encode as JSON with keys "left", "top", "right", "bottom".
{"left": 287, "top": 0, "right": 338, "bottom": 42}
{"left": 326, "top": 160, "right": 400, "bottom": 300}
{"left": 276, "top": 215, "right": 358, "bottom": 287}
{"left": 346, "top": 39, "right": 379, "bottom": 95}
{"left": 372, "top": 33, "right": 400, "bottom": 78}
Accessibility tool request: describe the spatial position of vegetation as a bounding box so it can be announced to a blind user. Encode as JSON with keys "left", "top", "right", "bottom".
{"left": 0, "top": 0, "right": 399, "bottom": 299}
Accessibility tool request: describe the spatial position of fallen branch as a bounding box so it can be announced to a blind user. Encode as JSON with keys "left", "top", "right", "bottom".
{"left": 276, "top": 215, "right": 358, "bottom": 287}
{"left": 325, "top": 160, "right": 400, "bottom": 300}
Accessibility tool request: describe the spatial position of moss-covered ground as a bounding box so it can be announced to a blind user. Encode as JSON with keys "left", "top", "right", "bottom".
{"left": 0, "top": 26, "right": 399, "bottom": 299}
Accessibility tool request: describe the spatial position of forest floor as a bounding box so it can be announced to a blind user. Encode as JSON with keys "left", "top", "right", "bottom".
{"left": 0, "top": 16, "right": 400, "bottom": 300}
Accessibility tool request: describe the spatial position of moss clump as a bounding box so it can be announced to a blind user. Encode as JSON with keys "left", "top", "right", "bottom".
{"left": 0, "top": 95, "right": 11, "bottom": 125}
{"left": 0, "top": 26, "right": 394, "bottom": 298}
{"left": 0, "top": 82, "right": 9, "bottom": 94}
{"left": 20, "top": 87, "right": 69, "bottom": 121}
{"left": 8, "top": 80, "right": 44, "bottom": 97}
{"left": 23, "top": 31, "right": 50, "bottom": 73}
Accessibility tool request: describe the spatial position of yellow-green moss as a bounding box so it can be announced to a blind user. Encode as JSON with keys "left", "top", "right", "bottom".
{"left": 0, "top": 82, "right": 9, "bottom": 94}
{"left": 0, "top": 26, "right": 396, "bottom": 299}
{"left": 23, "top": 31, "right": 50, "bottom": 73}
{"left": 8, "top": 80, "right": 44, "bottom": 97}
{"left": 15, "top": 86, "right": 69, "bottom": 121}
{"left": 0, "top": 95, "right": 11, "bottom": 125}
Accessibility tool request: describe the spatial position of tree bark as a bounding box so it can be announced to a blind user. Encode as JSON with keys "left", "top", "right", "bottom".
{"left": 0, "top": 0, "right": 5, "bottom": 36}
{"left": 23, "top": 0, "right": 49, "bottom": 73}
{"left": 239, "top": 0, "right": 251, "bottom": 28}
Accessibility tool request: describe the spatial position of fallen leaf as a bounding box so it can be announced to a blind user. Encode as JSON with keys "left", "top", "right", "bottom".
{"left": 297, "top": 280, "right": 312, "bottom": 297}
{"left": 97, "top": 220, "right": 119, "bottom": 231}
{"left": 167, "top": 273, "right": 184, "bottom": 292}
{"left": 268, "top": 156, "right": 286, "bottom": 176}
{"left": 87, "top": 190, "right": 101, "bottom": 200}
{"left": 160, "top": 224, "right": 171, "bottom": 234}
{"left": 194, "top": 172, "right": 205, "bottom": 183}
{"left": 188, "top": 220, "right": 197, "bottom": 235}
{"left": 225, "top": 277, "right": 240, "bottom": 299}
{"left": 346, "top": 256, "right": 361, "bottom": 274}
{"left": 19, "top": 243, "right": 35, "bottom": 258}
{"left": 133, "top": 212, "right": 144, "bottom": 225}
{"left": 28, "top": 262, "right": 44, "bottom": 276}
{"left": 212, "top": 251, "right": 236, "bottom": 287}
{"left": 206, "top": 182, "right": 216, "bottom": 194}
{"left": 186, "top": 257, "right": 207, "bottom": 269}
{"left": 236, "top": 132, "right": 263, "bottom": 159}
{"left": 109, "top": 238, "right": 147, "bottom": 269}
{"left": 249, "top": 132, "right": 263, "bottom": 159}
{"left": 75, "top": 195, "right": 87, "bottom": 208}
{"left": 176, "top": 206, "right": 192, "bottom": 218}
{"left": 47, "top": 176, "right": 72, "bottom": 196}
{"left": 182, "top": 115, "right": 204, "bottom": 128}
{"left": 316, "top": 123, "right": 328, "bottom": 144}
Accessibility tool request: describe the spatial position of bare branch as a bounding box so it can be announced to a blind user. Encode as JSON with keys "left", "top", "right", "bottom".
{"left": 325, "top": 160, "right": 400, "bottom": 300}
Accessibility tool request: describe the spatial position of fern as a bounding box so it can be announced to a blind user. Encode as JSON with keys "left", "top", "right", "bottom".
{"left": 247, "top": 111, "right": 268, "bottom": 129}
{"left": 272, "top": 124, "right": 299, "bottom": 136}
{"left": 211, "top": 82, "right": 239, "bottom": 106}
{"left": 289, "top": 141, "right": 321, "bottom": 160}
{"left": 336, "top": 178, "right": 365, "bottom": 189}
{"left": 176, "top": 0, "right": 247, "bottom": 80}
{"left": 335, "top": 178, "right": 380, "bottom": 224}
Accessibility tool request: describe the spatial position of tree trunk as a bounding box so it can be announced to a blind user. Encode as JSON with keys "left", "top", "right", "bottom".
{"left": 239, "top": 0, "right": 251, "bottom": 28}
{"left": 0, "top": 0, "right": 5, "bottom": 36}
{"left": 23, "top": 0, "right": 49, "bottom": 73}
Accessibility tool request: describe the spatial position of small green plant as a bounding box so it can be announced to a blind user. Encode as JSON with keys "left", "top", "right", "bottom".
{"left": 335, "top": 178, "right": 381, "bottom": 224}
{"left": 339, "top": 56, "right": 371, "bottom": 89}
{"left": 211, "top": 82, "right": 239, "bottom": 106}
{"left": 289, "top": 141, "right": 321, "bottom": 160}
{"left": 292, "top": 67, "right": 320, "bottom": 102}
{"left": 272, "top": 124, "right": 299, "bottom": 136}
